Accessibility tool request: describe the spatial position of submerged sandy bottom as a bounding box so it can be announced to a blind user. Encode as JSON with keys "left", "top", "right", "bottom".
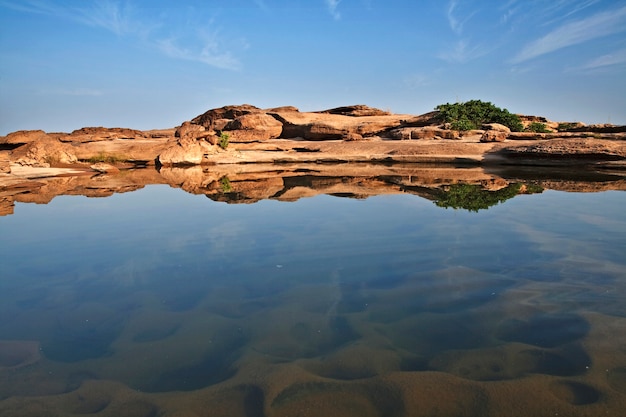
{"left": 1, "top": 276, "right": 625, "bottom": 417}
{"left": 1, "top": 186, "right": 625, "bottom": 416}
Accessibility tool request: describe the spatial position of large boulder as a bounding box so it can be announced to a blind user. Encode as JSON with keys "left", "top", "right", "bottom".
{"left": 223, "top": 113, "right": 284, "bottom": 142}
{"left": 387, "top": 127, "right": 461, "bottom": 140}
{"left": 157, "top": 136, "right": 216, "bottom": 166}
{"left": 480, "top": 131, "right": 508, "bottom": 142}
{"left": 271, "top": 110, "right": 409, "bottom": 140}
{"left": 191, "top": 104, "right": 261, "bottom": 131}
{"left": 482, "top": 123, "right": 511, "bottom": 133}
{"left": 10, "top": 137, "right": 78, "bottom": 167}
{"left": 0, "top": 130, "right": 49, "bottom": 145}
{"left": 175, "top": 122, "right": 207, "bottom": 139}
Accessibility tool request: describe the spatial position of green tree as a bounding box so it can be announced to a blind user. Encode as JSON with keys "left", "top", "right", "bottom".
{"left": 435, "top": 100, "right": 523, "bottom": 132}
{"left": 435, "top": 183, "right": 543, "bottom": 212}
{"left": 525, "top": 122, "right": 551, "bottom": 133}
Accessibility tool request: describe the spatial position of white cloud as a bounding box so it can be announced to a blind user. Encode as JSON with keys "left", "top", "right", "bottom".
{"left": 511, "top": 5, "right": 626, "bottom": 64}
{"left": 0, "top": 0, "right": 137, "bottom": 36}
{"left": 438, "top": 40, "right": 488, "bottom": 63}
{"left": 326, "top": 0, "right": 341, "bottom": 20}
{"left": 447, "top": 1, "right": 461, "bottom": 34}
{"left": 581, "top": 48, "right": 626, "bottom": 70}
{"left": 446, "top": 0, "right": 476, "bottom": 35}
{"left": 0, "top": 0, "right": 243, "bottom": 70}
{"left": 157, "top": 37, "right": 240, "bottom": 71}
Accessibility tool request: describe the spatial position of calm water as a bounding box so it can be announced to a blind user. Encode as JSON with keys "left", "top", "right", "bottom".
{"left": 1, "top": 182, "right": 626, "bottom": 416}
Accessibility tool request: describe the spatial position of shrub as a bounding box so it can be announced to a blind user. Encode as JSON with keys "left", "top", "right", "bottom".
{"left": 435, "top": 182, "right": 543, "bottom": 212}
{"left": 218, "top": 132, "right": 229, "bottom": 150}
{"left": 435, "top": 100, "right": 523, "bottom": 132}
{"left": 557, "top": 122, "right": 577, "bottom": 132}
{"left": 525, "top": 122, "right": 551, "bottom": 133}
{"left": 220, "top": 176, "right": 232, "bottom": 192}
{"left": 86, "top": 152, "right": 126, "bottom": 164}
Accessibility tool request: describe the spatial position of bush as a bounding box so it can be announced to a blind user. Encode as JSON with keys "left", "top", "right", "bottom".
{"left": 435, "top": 182, "right": 543, "bottom": 212}
{"left": 86, "top": 152, "right": 126, "bottom": 164}
{"left": 220, "top": 176, "right": 232, "bottom": 192}
{"left": 218, "top": 132, "right": 229, "bottom": 150}
{"left": 525, "top": 122, "right": 551, "bottom": 133}
{"left": 557, "top": 122, "right": 577, "bottom": 132}
{"left": 435, "top": 100, "right": 523, "bottom": 132}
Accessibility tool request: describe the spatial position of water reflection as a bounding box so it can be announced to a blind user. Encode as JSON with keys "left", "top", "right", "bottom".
{"left": 0, "top": 165, "right": 625, "bottom": 416}
{"left": 1, "top": 163, "right": 626, "bottom": 215}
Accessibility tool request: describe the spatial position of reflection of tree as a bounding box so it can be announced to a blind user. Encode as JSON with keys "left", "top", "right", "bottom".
{"left": 435, "top": 183, "right": 543, "bottom": 212}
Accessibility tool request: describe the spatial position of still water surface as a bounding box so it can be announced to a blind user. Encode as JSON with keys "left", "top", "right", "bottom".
{"left": 1, "top": 184, "right": 625, "bottom": 416}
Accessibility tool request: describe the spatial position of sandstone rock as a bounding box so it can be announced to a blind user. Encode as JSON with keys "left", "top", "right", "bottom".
{"left": 90, "top": 162, "right": 120, "bottom": 174}
{"left": 157, "top": 137, "right": 216, "bottom": 166}
{"left": 272, "top": 110, "right": 409, "bottom": 140}
{"left": 344, "top": 132, "right": 364, "bottom": 141}
{"left": 0, "top": 151, "right": 10, "bottom": 173}
{"left": 265, "top": 106, "right": 299, "bottom": 113}
{"left": 65, "top": 127, "right": 145, "bottom": 143}
{"left": 1, "top": 130, "right": 48, "bottom": 145}
{"left": 481, "top": 130, "right": 508, "bottom": 142}
{"left": 318, "top": 105, "right": 391, "bottom": 117}
{"left": 10, "top": 137, "right": 78, "bottom": 167}
{"left": 175, "top": 122, "right": 206, "bottom": 140}
{"left": 224, "top": 113, "right": 283, "bottom": 142}
{"left": 0, "top": 197, "right": 13, "bottom": 216}
{"left": 400, "top": 111, "right": 441, "bottom": 127}
{"left": 387, "top": 126, "right": 460, "bottom": 140}
{"left": 191, "top": 104, "right": 261, "bottom": 130}
{"left": 482, "top": 123, "right": 511, "bottom": 133}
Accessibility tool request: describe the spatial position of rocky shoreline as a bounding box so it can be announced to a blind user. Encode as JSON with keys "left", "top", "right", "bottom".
{"left": 2, "top": 104, "right": 625, "bottom": 170}
{"left": 2, "top": 104, "right": 626, "bottom": 215}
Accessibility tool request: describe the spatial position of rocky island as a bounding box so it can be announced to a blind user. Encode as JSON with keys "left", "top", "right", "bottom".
{"left": 1, "top": 102, "right": 625, "bottom": 215}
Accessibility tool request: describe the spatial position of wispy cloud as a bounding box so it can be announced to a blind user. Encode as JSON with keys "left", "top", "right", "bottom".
{"left": 511, "top": 5, "right": 626, "bottom": 64}
{"left": 157, "top": 35, "right": 241, "bottom": 71}
{"left": 74, "top": 1, "right": 136, "bottom": 36}
{"left": 438, "top": 40, "right": 489, "bottom": 63}
{"left": 326, "top": 0, "right": 341, "bottom": 20}
{"left": 581, "top": 48, "right": 626, "bottom": 70}
{"left": 0, "top": 0, "right": 137, "bottom": 36}
{"left": 0, "top": 0, "right": 242, "bottom": 70}
{"left": 446, "top": 0, "right": 476, "bottom": 35}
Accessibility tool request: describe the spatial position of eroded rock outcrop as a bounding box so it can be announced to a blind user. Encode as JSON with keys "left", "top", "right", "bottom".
{"left": 224, "top": 113, "right": 284, "bottom": 142}
{"left": 64, "top": 127, "right": 147, "bottom": 143}
{"left": 10, "top": 137, "right": 78, "bottom": 167}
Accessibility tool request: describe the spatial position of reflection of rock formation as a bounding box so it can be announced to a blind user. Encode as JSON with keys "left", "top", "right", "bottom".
{"left": 2, "top": 163, "right": 626, "bottom": 215}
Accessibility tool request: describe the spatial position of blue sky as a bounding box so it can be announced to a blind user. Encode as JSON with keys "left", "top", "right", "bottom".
{"left": 1, "top": 0, "right": 625, "bottom": 134}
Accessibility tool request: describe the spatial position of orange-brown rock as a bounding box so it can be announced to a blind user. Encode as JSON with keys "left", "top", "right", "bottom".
{"left": 481, "top": 131, "right": 508, "bottom": 142}
{"left": 0, "top": 130, "right": 49, "bottom": 145}
{"left": 191, "top": 104, "right": 262, "bottom": 131}
{"left": 64, "top": 127, "right": 146, "bottom": 143}
{"left": 317, "top": 104, "right": 391, "bottom": 117}
{"left": 157, "top": 136, "right": 218, "bottom": 166}
{"left": 0, "top": 151, "right": 10, "bottom": 173}
{"left": 224, "top": 113, "right": 284, "bottom": 142}
{"left": 10, "top": 137, "right": 78, "bottom": 167}
{"left": 90, "top": 162, "right": 120, "bottom": 174}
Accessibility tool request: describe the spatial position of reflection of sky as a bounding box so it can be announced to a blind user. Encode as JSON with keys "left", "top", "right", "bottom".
{"left": 1, "top": 184, "right": 626, "bottom": 409}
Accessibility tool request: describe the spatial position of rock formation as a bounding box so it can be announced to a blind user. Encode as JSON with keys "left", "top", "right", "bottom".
{"left": 1, "top": 103, "right": 625, "bottom": 172}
